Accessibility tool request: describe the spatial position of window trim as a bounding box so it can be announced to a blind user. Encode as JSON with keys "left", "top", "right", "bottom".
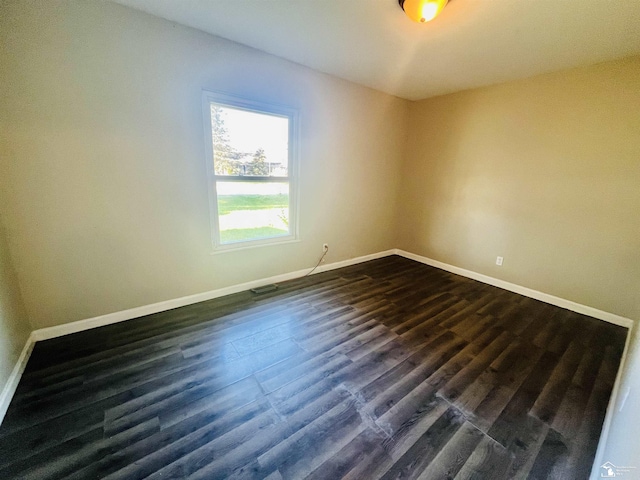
{"left": 202, "top": 90, "right": 300, "bottom": 252}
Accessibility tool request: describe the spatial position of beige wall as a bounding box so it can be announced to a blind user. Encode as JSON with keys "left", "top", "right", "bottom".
{"left": 0, "top": 215, "right": 31, "bottom": 395}
{"left": 0, "top": 1, "right": 408, "bottom": 329}
{"left": 398, "top": 57, "right": 640, "bottom": 321}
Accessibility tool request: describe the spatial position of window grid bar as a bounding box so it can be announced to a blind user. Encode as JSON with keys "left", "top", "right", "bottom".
{"left": 213, "top": 175, "right": 289, "bottom": 183}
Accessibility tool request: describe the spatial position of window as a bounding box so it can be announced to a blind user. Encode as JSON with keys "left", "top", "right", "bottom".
{"left": 202, "top": 91, "right": 298, "bottom": 251}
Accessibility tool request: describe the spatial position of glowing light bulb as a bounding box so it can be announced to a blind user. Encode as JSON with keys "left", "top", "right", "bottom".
{"left": 420, "top": 2, "right": 438, "bottom": 22}
{"left": 399, "top": 0, "right": 449, "bottom": 23}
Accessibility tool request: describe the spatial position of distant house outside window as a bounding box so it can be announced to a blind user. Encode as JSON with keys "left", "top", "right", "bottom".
{"left": 202, "top": 91, "right": 299, "bottom": 251}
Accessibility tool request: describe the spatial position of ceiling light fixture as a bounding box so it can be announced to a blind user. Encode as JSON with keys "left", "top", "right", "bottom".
{"left": 398, "top": 0, "right": 448, "bottom": 23}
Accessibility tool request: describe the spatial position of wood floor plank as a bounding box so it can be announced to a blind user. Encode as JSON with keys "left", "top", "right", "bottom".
{"left": 439, "top": 330, "right": 514, "bottom": 403}
{"left": 526, "top": 428, "right": 570, "bottom": 480}
{"left": 529, "top": 340, "right": 585, "bottom": 424}
{"left": 67, "top": 398, "right": 273, "bottom": 480}
{"left": 487, "top": 350, "right": 559, "bottom": 449}
{"left": 454, "top": 436, "right": 514, "bottom": 480}
{"left": 416, "top": 420, "right": 484, "bottom": 479}
{"left": 1, "top": 418, "right": 160, "bottom": 480}
{"left": 0, "top": 255, "right": 626, "bottom": 479}
{"left": 378, "top": 406, "right": 465, "bottom": 480}
{"left": 304, "top": 427, "right": 385, "bottom": 480}
{"left": 257, "top": 399, "right": 365, "bottom": 480}
{"left": 361, "top": 331, "right": 468, "bottom": 422}
{"left": 560, "top": 345, "right": 624, "bottom": 479}
{"left": 105, "top": 400, "right": 282, "bottom": 480}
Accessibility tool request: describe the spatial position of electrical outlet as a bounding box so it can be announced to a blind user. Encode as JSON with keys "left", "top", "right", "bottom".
{"left": 496, "top": 256, "right": 503, "bottom": 266}
{"left": 323, "top": 243, "right": 329, "bottom": 252}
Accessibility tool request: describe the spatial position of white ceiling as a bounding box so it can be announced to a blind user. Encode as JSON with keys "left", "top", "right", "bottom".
{"left": 112, "top": 0, "right": 640, "bottom": 100}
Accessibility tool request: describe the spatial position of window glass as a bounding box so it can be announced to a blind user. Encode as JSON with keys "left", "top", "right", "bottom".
{"left": 203, "top": 92, "right": 298, "bottom": 250}
{"left": 216, "top": 181, "right": 289, "bottom": 244}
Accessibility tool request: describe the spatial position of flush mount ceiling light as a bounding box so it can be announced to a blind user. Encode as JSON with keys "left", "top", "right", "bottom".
{"left": 399, "top": 0, "right": 449, "bottom": 23}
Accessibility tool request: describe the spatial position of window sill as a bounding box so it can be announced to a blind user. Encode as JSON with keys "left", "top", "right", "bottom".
{"left": 209, "top": 237, "right": 300, "bottom": 255}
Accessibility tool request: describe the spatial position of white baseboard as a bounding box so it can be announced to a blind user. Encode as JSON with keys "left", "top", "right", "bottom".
{"left": 31, "top": 249, "right": 396, "bottom": 342}
{"left": 394, "top": 249, "right": 634, "bottom": 329}
{"left": 0, "top": 333, "right": 35, "bottom": 425}
{"left": 31, "top": 247, "right": 633, "bottom": 341}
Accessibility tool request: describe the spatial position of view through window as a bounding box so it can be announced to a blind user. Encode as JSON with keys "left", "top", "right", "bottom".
{"left": 204, "top": 93, "right": 297, "bottom": 249}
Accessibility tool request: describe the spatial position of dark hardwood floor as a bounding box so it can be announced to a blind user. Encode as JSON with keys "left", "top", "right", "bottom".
{"left": 0, "top": 255, "right": 627, "bottom": 479}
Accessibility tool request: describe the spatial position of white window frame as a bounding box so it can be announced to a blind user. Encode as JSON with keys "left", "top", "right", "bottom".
{"left": 202, "top": 90, "right": 299, "bottom": 252}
